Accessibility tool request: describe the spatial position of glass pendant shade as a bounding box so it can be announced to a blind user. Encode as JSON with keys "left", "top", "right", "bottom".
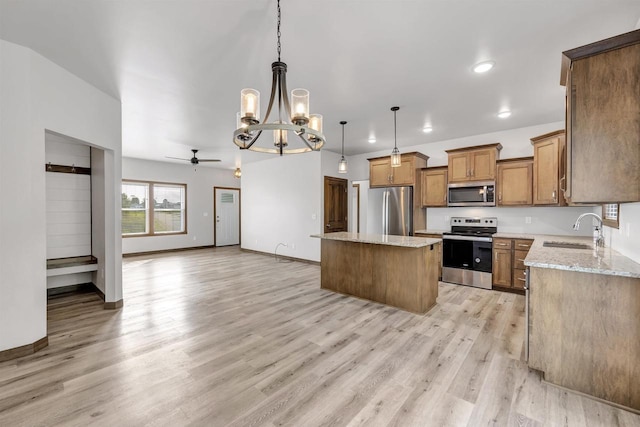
{"left": 234, "top": 168, "right": 242, "bottom": 178}
{"left": 241, "top": 89, "right": 260, "bottom": 122}
{"left": 236, "top": 112, "right": 248, "bottom": 129}
{"left": 309, "top": 114, "right": 323, "bottom": 133}
{"left": 338, "top": 156, "right": 348, "bottom": 174}
{"left": 291, "top": 89, "right": 309, "bottom": 125}
{"left": 273, "top": 122, "right": 288, "bottom": 147}
{"left": 391, "top": 148, "right": 401, "bottom": 167}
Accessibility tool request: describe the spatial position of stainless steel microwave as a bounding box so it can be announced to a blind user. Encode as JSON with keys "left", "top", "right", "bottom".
{"left": 448, "top": 181, "right": 496, "bottom": 207}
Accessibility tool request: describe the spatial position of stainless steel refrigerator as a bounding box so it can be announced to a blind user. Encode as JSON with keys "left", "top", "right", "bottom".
{"left": 367, "top": 186, "right": 413, "bottom": 236}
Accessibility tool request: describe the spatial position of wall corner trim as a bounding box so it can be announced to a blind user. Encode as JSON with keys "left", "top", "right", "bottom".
{"left": 0, "top": 336, "right": 49, "bottom": 363}
{"left": 104, "top": 299, "right": 124, "bottom": 310}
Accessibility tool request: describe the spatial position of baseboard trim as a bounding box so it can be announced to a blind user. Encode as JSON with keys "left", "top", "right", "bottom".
{"left": 47, "top": 282, "right": 103, "bottom": 299}
{"left": 541, "top": 377, "right": 640, "bottom": 415}
{"left": 0, "top": 336, "right": 48, "bottom": 363}
{"left": 123, "top": 245, "right": 216, "bottom": 258}
{"left": 240, "top": 248, "right": 320, "bottom": 266}
{"left": 104, "top": 299, "right": 124, "bottom": 310}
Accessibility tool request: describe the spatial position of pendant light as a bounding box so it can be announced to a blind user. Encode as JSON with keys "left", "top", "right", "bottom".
{"left": 338, "top": 121, "right": 348, "bottom": 174}
{"left": 233, "top": 168, "right": 242, "bottom": 178}
{"left": 390, "top": 106, "right": 401, "bottom": 167}
{"left": 232, "top": 0, "right": 325, "bottom": 155}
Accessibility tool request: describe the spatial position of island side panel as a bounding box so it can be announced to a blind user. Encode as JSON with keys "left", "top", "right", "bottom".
{"left": 320, "top": 239, "right": 439, "bottom": 314}
{"left": 529, "top": 267, "right": 640, "bottom": 410}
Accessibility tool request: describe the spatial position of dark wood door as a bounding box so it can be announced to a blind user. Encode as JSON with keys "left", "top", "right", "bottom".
{"left": 324, "top": 176, "right": 348, "bottom": 232}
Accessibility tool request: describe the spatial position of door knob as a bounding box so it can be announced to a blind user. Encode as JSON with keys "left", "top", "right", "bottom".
{"left": 326, "top": 224, "right": 330, "bottom": 228}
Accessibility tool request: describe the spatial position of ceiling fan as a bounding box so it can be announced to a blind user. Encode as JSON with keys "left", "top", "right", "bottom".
{"left": 166, "top": 149, "right": 220, "bottom": 165}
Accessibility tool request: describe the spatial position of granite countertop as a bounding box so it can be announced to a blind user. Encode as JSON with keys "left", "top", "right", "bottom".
{"left": 414, "top": 229, "right": 446, "bottom": 235}
{"left": 311, "top": 232, "right": 441, "bottom": 248}
{"left": 521, "top": 234, "right": 640, "bottom": 279}
{"left": 493, "top": 232, "right": 537, "bottom": 240}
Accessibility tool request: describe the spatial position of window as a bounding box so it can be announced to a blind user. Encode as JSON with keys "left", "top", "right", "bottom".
{"left": 602, "top": 203, "right": 619, "bottom": 229}
{"left": 122, "top": 181, "right": 186, "bottom": 236}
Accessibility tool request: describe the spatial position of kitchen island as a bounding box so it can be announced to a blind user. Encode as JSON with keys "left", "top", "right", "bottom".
{"left": 312, "top": 232, "right": 441, "bottom": 314}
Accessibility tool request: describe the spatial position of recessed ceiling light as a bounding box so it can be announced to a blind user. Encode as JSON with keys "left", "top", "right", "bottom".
{"left": 497, "top": 110, "right": 512, "bottom": 119}
{"left": 422, "top": 126, "right": 433, "bottom": 133}
{"left": 368, "top": 137, "right": 376, "bottom": 144}
{"left": 473, "top": 61, "right": 495, "bottom": 73}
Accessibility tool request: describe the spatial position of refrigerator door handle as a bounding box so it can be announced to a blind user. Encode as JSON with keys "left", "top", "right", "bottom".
{"left": 384, "top": 190, "right": 389, "bottom": 235}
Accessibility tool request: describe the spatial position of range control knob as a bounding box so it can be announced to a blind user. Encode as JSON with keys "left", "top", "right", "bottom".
{"left": 475, "top": 257, "right": 481, "bottom": 263}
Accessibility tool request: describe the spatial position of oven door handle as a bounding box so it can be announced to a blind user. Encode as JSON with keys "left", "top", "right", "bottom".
{"left": 442, "top": 235, "right": 493, "bottom": 242}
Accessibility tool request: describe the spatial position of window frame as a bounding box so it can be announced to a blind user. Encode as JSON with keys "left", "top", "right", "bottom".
{"left": 602, "top": 203, "right": 619, "bottom": 229}
{"left": 122, "top": 179, "right": 188, "bottom": 237}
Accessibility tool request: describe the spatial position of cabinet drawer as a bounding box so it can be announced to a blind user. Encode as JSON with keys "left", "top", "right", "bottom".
{"left": 514, "top": 250, "right": 529, "bottom": 270}
{"left": 493, "top": 238, "right": 513, "bottom": 249}
{"left": 514, "top": 239, "right": 533, "bottom": 250}
{"left": 514, "top": 269, "right": 527, "bottom": 289}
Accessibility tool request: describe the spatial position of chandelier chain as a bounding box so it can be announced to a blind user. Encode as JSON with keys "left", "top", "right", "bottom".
{"left": 277, "top": 0, "right": 281, "bottom": 62}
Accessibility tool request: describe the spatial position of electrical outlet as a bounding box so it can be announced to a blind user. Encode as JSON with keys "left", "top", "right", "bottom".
{"left": 311, "top": 213, "right": 317, "bottom": 220}
{"left": 444, "top": 216, "right": 450, "bottom": 222}
{"left": 290, "top": 243, "right": 295, "bottom": 249}
{"left": 525, "top": 216, "right": 532, "bottom": 224}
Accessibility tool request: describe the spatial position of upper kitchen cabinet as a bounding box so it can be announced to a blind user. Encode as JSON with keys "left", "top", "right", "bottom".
{"left": 421, "top": 167, "right": 448, "bottom": 207}
{"left": 561, "top": 29, "right": 640, "bottom": 203}
{"left": 368, "top": 152, "right": 428, "bottom": 188}
{"left": 531, "top": 131, "right": 566, "bottom": 206}
{"left": 446, "top": 143, "right": 502, "bottom": 183}
{"left": 497, "top": 158, "right": 533, "bottom": 206}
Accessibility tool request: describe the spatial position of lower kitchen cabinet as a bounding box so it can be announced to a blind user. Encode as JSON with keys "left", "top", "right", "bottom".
{"left": 415, "top": 233, "right": 442, "bottom": 279}
{"left": 492, "top": 237, "right": 532, "bottom": 292}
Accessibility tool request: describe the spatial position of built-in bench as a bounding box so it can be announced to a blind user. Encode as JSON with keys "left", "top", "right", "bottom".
{"left": 46, "top": 255, "right": 98, "bottom": 277}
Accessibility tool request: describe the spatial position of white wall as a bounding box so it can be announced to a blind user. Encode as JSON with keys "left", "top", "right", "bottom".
{"left": 603, "top": 202, "right": 640, "bottom": 263}
{"left": 121, "top": 157, "right": 239, "bottom": 254}
{"left": 241, "top": 152, "right": 322, "bottom": 262}
{"left": 0, "top": 39, "right": 122, "bottom": 352}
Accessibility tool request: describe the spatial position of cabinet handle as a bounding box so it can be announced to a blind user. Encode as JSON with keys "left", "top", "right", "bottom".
{"left": 495, "top": 243, "right": 508, "bottom": 246}
{"left": 552, "top": 190, "right": 557, "bottom": 200}
{"left": 517, "top": 258, "right": 526, "bottom": 262}
{"left": 517, "top": 278, "right": 526, "bottom": 282}
{"left": 517, "top": 244, "right": 530, "bottom": 247}
{"left": 499, "top": 193, "right": 502, "bottom": 202}
{"left": 559, "top": 176, "right": 566, "bottom": 194}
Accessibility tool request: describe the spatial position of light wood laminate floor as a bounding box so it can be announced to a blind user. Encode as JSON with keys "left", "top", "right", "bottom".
{"left": 0, "top": 247, "right": 638, "bottom": 426}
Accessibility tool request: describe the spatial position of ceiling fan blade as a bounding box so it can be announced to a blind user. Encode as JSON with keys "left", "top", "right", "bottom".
{"left": 197, "top": 159, "right": 221, "bottom": 162}
{"left": 165, "top": 156, "right": 190, "bottom": 161}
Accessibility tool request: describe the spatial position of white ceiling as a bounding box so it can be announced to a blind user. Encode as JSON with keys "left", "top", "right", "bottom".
{"left": 1, "top": 1, "right": 639, "bottom": 170}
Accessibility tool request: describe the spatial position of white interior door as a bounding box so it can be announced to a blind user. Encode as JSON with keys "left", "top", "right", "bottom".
{"left": 215, "top": 188, "right": 240, "bottom": 246}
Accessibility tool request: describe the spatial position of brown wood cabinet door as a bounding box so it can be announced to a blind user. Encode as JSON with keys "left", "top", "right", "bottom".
{"left": 570, "top": 44, "right": 640, "bottom": 203}
{"left": 370, "top": 159, "right": 391, "bottom": 187}
{"left": 421, "top": 169, "right": 448, "bottom": 207}
{"left": 448, "top": 153, "right": 470, "bottom": 182}
{"left": 470, "top": 149, "right": 495, "bottom": 180}
{"left": 533, "top": 138, "right": 560, "bottom": 205}
{"left": 324, "top": 176, "right": 348, "bottom": 232}
{"left": 497, "top": 160, "right": 532, "bottom": 206}
{"left": 391, "top": 157, "right": 414, "bottom": 185}
{"left": 492, "top": 248, "right": 512, "bottom": 287}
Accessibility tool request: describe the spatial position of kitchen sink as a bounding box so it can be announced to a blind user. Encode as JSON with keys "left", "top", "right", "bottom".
{"left": 543, "top": 241, "right": 591, "bottom": 250}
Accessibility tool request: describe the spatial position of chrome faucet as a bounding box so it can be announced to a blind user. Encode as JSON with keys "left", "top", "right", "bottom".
{"left": 573, "top": 213, "right": 604, "bottom": 248}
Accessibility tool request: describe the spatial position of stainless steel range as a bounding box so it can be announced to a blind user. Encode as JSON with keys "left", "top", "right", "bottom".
{"left": 442, "top": 217, "right": 497, "bottom": 289}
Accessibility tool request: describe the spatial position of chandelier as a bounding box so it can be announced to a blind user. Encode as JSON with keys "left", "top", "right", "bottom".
{"left": 233, "top": 0, "right": 325, "bottom": 155}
